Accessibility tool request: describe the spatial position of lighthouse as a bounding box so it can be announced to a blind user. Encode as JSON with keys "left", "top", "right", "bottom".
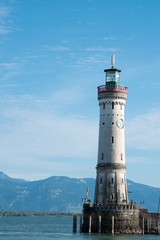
{"left": 82, "top": 56, "right": 140, "bottom": 234}
{"left": 94, "top": 55, "right": 128, "bottom": 206}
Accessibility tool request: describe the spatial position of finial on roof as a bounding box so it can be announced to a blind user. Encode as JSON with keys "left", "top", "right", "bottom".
{"left": 111, "top": 55, "right": 115, "bottom": 68}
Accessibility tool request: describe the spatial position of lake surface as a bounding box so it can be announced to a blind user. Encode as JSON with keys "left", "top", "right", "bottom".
{"left": 0, "top": 216, "right": 159, "bottom": 240}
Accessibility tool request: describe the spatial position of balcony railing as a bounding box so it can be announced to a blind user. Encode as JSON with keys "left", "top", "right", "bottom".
{"left": 98, "top": 85, "right": 127, "bottom": 94}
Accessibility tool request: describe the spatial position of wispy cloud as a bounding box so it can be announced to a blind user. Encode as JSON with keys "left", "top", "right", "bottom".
{"left": 126, "top": 156, "right": 157, "bottom": 163}
{"left": 46, "top": 45, "right": 70, "bottom": 51}
{"left": 0, "top": 60, "right": 22, "bottom": 81}
{"left": 85, "top": 47, "right": 118, "bottom": 52}
{"left": 53, "top": 87, "right": 85, "bottom": 104}
{"left": 126, "top": 108, "right": 160, "bottom": 151}
{"left": 0, "top": 4, "right": 10, "bottom": 19}
{"left": 1, "top": 95, "right": 160, "bottom": 180}
{"left": 0, "top": 53, "right": 40, "bottom": 82}
{"left": 103, "top": 36, "right": 133, "bottom": 41}
{"left": 0, "top": 25, "right": 10, "bottom": 34}
{"left": 0, "top": 93, "right": 98, "bottom": 179}
{"left": 76, "top": 55, "right": 105, "bottom": 65}
{"left": 0, "top": 2, "right": 16, "bottom": 35}
{"left": 0, "top": 62, "right": 19, "bottom": 70}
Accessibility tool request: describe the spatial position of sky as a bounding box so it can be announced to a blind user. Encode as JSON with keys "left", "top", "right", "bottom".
{"left": 0, "top": 0, "right": 160, "bottom": 187}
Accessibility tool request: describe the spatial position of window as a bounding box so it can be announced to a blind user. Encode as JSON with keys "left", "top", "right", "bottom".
{"left": 120, "top": 105, "right": 122, "bottom": 110}
{"left": 100, "top": 178, "right": 102, "bottom": 184}
{"left": 112, "top": 102, "right": 114, "bottom": 109}
{"left": 103, "top": 103, "right": 105, "bottom": 110}
{"left": 112, "top": 136, "right": 114, "bottom": 143}
{"left": 121, "top": 153, "right": 123, "bottom": 160}
{"left": 111, "top": 178, "right": 114, "bottom": 184}
{"left": 112, "top": 122, "right": 114, "bottom": 125}
{"left": 122, "top": 178, "right": 123, "bottom": 184}
{"left": 101, "top": 153, "right": 104, "bottom": 160}
{"left": 102, "top": 122, "right": 105, "bottom": 125}
{"left": 112, "top": 194, "right": 114, "bottom": 200}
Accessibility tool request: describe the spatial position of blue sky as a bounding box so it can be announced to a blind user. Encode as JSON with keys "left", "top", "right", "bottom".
{"left": 0, "top": 0, "right": 160, "bottom": 187}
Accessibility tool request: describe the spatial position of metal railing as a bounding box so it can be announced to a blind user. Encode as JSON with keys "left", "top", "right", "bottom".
{"left": 98, "top": 85, "right": 127, "bottom": 94}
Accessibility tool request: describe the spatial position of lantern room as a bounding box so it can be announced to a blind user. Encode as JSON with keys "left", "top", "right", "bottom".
{"left": 104, "top": 55, "right": 121, "bottom": 87}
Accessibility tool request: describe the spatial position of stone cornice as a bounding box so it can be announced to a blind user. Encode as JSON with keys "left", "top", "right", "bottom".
{"left": 96, "top": 163, "right": 126, "bottom": 170}
{"left": 98, "top": 92, "right": 127, "bottom": 100}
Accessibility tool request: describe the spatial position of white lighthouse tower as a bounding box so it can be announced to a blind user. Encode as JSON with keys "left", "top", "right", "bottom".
{"left": 82, "top": 56, "right": 140, "bottom": 234}
{"left": 94, "top": 55, "right": 128, "bottom": 205}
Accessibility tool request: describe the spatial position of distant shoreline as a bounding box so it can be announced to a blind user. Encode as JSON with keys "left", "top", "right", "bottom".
{"left": 0, "top": 211, "right": 81, "bottom": 217}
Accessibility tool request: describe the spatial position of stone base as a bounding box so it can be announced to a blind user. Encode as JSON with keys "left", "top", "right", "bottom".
{"left": 82, "top": 203, "right": 141, "bottom": 234}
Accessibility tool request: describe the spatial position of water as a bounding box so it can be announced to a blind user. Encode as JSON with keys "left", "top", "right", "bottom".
{"left": 0, "top": 216, "right": 159, "bottom": 240}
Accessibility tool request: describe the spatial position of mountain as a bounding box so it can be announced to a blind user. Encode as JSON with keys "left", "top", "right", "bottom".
{"left": 127, "top": 179, "right": 160, "bottom": 212}
{"left": 0, "top": 172, "right": 159, "bottom": 213}
{"left": 0, "top": 171, "right": 26, "bottom": 183}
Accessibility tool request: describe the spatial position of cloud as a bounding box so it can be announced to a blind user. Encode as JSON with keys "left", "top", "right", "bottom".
{"left": 85, "top": 47, "right": 118, "bottom": 52}
{"left": 0, "top": 4, "right": 10, "bottom": 19}
{"left": 126, "top": 108, "right": 160, "bottom": 151}
{"left": 0, "top": 54, "right": 40, "bottom": 82}
{"left": 103, "top": 37, "right": 119, "bottom": 41}
{"left": 1, "top": 96, "right": 160, "bottom": 180}
{"left": 0, "top": 2, "right": 15, "bottom": 35}
{"left": 1, "top": 110, "right": 97, "bottom": 158}
{"left": 103, "top": 36, "right": 133, "bottom": 41}
{"left": 75, "top": 55, "right": 105, "bottom": 65}
{"left": 0, "top": 95, "right": 98, "bottom": 178}
{"left": 7, "top": 161, "right": 75, "bottom": 181}
{"left": 126, "top": 156, "right": 157, "bottom": 164}
{"left": 52, "top": 87, "right": 85, "bottom": 104}
{"left": 46, "top": 45, "right": 70, "bottom": 51}
{"left": 0, "top": 25, "right": 10, "bottom": 34}
{"left": 0, "top": 60, "right": 22, "bottom": 81}
{"left": 0, "top": 62, "right": 19, "bottom": 70}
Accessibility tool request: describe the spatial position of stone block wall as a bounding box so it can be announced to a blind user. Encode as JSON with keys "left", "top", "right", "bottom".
{"left": 82, "top": 203, "right": 141, "bottom": 234}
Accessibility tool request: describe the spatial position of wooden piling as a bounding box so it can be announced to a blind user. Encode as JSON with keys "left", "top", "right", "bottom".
{"left": 98, "top": 215, "right": 101, "bottom": 233}
{"left": 89, "top": 215, "right": 92, "bottom": 233}
{"left": 73, "top": 215, "right": 77, "bottom": 233}
{"left": 80, "top": 215, "right": 82, "bottom": 233}
{"left": 112, "top": 216, "right": 114, "bottom": 234}
{"left": 147, "top": 217, "right": 150, "bottom": 233}
{"left": 142, "top": 217, "right": 144, "bottom": 235}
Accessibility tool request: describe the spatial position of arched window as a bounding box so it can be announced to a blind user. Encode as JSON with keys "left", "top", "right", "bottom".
{"left": 100, "top": 178, "right": 102, "bottom": 184}
{"left": 112, "top": 136, "right": 114, "bottom": 143}
{"left": 112, "top": 102, "right": 114, "bottom": 109}
{"left": 101, "top": 153, "right": 104, "bottom": 160}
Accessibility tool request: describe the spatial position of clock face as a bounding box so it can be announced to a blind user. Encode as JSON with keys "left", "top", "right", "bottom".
{"left": 117, "top": 119, "right": 124, "bottom": 129}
